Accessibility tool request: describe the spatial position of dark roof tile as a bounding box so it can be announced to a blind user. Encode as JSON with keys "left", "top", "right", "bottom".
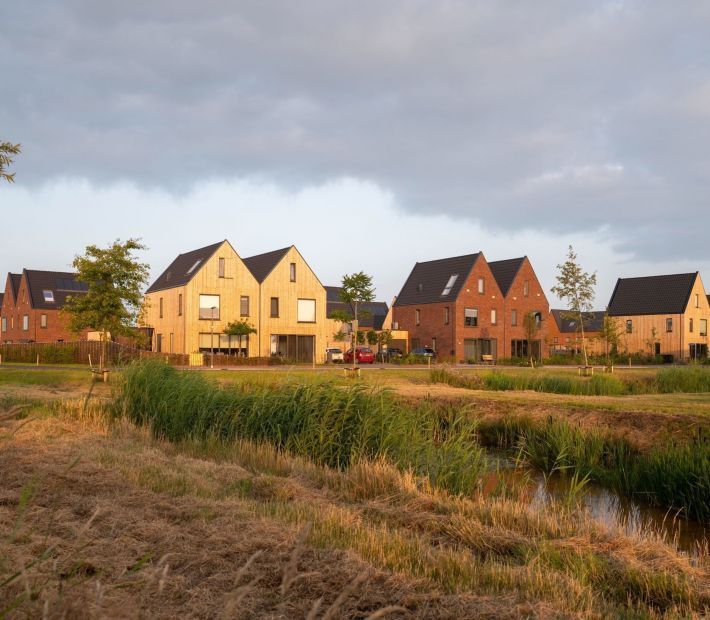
{"left": 146, "top": 241, "right": 225, "bottom": 293}
{"left": 607, "top": 273, "right": 697, "bottom": 316}
{"left": 24, "top": 270, "right": 88, "bottom": 309}
{"left": 551, "top": 309, "right": 605, "bottom": 333}
{"left": 326, "top": 293, "right": 389, "bottom": 329}
{"left": 243, "top": 247, "right": 291, "bottom": 283}
{"left": 488, "top": 257, "right": 525, "bottom": 296}
{"left": 10, "top": 273, "right": 21, "bottom": 301}
{"left": 393, "top": 253, "right": 480, "bottom": 306}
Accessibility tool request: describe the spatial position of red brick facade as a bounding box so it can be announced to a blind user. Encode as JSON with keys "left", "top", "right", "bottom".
{"left": 393, "top": 254, "right": 551, "bottom": 362}
{"left": 1, "top": 273, "right": 81, "bottom": 343}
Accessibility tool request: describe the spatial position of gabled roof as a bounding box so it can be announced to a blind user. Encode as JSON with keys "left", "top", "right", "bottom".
{"left": 488, "top": 257, "right": 526, "bottom": 296}
{"left": 551, "top": 309, "right": 605, "bottom": 333}
{"left": 146, "top": 241, "right": 225, "bottom": 293}
{"left": 9, "top": 273, "right": 21, "bottom": 302}
{"left": 607, "top": 273, "right": 697, "bottom": 316}
{"left": 394, "top": 253, "right": 481, "bottom": 306}
{"left": 23, "top": 269, "right": 88, "bottom": 309}
{"left": 325, "top": 286, "right": 389, "bottom": 329}
{"left": 243, "top": 247, "right": 291, "bottom": 283}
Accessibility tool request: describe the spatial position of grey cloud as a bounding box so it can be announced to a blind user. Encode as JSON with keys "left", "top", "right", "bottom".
{"left": 1, "top": 1, "right": 709, "bottom": 260}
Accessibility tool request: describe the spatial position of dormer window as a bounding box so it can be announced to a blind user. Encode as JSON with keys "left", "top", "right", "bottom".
{"left": 43, "top": 290, "right": 55, "bottom": 303}
{"left": 186, "top": 259, "right": 201, "bottom": 275}
{"left": 441, "top": 274, "right": 458, "bottom": 296}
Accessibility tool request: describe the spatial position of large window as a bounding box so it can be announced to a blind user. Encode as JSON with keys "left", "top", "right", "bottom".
{"left": 464, "top": 308, "right": 478, "bottom": 327}
{"left": 240, "top": 296, "right": 250, "bottom": 317}
{"left": 297, "top": 298, "right": 316, "bottom": 323}
{"left": 700, "top": 319, "right": 708, "bottom": 336}
{"left": 199, "top": 294, "right": 220, "bottom": 320}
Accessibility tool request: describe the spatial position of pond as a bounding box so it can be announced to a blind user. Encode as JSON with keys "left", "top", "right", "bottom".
{"left": 480, "top": 455, "right": 708, "bottom": 556}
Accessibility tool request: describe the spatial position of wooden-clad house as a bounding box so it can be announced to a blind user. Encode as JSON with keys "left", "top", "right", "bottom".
{"left": 143, "top": 240, "right": 260, "bottom": 355}
{"left": 607, "top": 272, "right": 710, "bottom": 361}
{"left": 243, "top": 246, "right": 327, "bottom": 362}
{"left": 0, "top": 270, "right": 87, "bottom": 343}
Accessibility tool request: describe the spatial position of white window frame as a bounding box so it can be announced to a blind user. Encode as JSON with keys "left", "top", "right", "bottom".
{"left": 441, "top": 274, "right": 458, "bottom": 296}
{"left": 464, "top": 308, "right": 478, "bottom": 327}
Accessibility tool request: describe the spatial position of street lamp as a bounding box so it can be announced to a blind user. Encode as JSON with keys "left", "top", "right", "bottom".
{"left": 210, "top": 306, "right": 217, "bottom": 369}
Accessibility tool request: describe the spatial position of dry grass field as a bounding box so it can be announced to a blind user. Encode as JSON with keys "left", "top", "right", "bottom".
{"left": 1, "top": 366, "right": 709, "bottom": 618}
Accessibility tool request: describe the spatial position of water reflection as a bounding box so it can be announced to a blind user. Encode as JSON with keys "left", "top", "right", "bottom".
{"left": 480, "top": 457, "right": 708, "bottom": 555}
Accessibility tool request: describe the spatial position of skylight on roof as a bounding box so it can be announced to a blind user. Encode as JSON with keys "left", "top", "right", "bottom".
{"left": 441, "top": 274, "right": 459, "bottom": 296}
{"left": 186, "top": 260, "right": 202, "bottom": 274}
{"left": 43, "top": 290, "right": 55, "bottom": 302}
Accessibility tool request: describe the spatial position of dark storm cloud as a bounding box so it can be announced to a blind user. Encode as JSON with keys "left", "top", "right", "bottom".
{"left": 1, "top": 1, "right": 709, "bottom": 259}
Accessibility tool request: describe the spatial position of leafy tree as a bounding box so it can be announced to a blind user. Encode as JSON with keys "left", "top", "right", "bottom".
{"left": 599, "top": 315, "right": 623, "bottom": 365}
{"left": 522, "top": 311, "right": 540, "bottom": 367}
{"left": 644, "top": 326, "right": 659, "bottom": 357}
{"left": 366, "top": 330, "right": 378, "bottom": 346}
{"left": 63, "top": 239, "right": 150, "bottom": 370}
{"left": 551, "top": 246, "right": 597, "bottom": 367}
{"left": 339, "top": 272, "right": 375, "bottom": 325}
{"left": 1, "top": 142, "right": 21, "bottom": 183}
{"left": 376, "top": 329, "right": 393, "bottom": 361}
{"left": 224, "top": 319, "right": 257, "bottom": 356}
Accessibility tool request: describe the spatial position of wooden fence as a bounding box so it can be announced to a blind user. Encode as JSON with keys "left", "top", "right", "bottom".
{"left": 0, "top": 341, "right": 290, "bottom": 367}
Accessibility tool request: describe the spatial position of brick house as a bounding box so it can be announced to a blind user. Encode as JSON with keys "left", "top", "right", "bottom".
{"left": 392, "top": 253, "right": 552, "bottom": 362}
{"left": 487, "top": 256, "right": 551, "bottom": 359}
{"left": 548, "top": 309, "right": 605, "bottom": 355}
{"left": 1, "top": 270, "right": 88, "bottom": 343}
{"left": 324, "top": 285, "right": 389, "bottom": 349}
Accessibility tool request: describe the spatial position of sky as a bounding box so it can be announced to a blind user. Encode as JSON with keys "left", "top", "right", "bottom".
{"left": 1, "top": 1, "right": 709, "bottom": 307}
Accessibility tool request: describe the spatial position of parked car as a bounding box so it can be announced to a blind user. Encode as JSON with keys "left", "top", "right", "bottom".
{"left": 326, "top": 347, "right": 344, "bottom": 363}
{"left": 411, "top": 347, "right": 437, "bottom": 358}
{"left": 384, "top": 347, "right": 403, "bottom": 360}
{"left": 344, "top": 347, "right": 375, "bottom": 364}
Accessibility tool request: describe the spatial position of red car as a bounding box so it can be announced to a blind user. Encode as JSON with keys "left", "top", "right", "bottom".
{"left": 344, "top": 347, "right": 375, "bottom": 364}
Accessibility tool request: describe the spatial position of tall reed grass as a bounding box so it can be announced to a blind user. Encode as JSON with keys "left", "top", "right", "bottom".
{"left": 114, "top": 361, "right": 487, "bottom": 495}
{"left": 430, "top": 366, "right": 710, "bottom": 395}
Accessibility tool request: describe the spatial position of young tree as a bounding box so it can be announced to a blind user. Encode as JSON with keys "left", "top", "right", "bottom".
{"left": 599, "top": 315, "right": 623, "bottom": 365}
{"left": 224, "top": 320, "right": 257, "bottom": 356}
{"left": 339, "top": 272, "right": 375, "bottom": 324}
{"left": 522, "top": 311, "right": 540, "bottom": 367}
{"left": 1, "top": 141, "right": 21, "bottom": 183}
{"left": 551, "top": 246, "right": 597, "bottom": 367}
{"left": 376, "top": 329, "right": 393, "bottom": 362}
{"left": 366, "top": 330, "right": 378, "bottom": 346}
{"left": 63, "top": 239, "right": 150, "bottom": 370}
{"left": 644, "top": 326, "right": 659, "bottom": 358}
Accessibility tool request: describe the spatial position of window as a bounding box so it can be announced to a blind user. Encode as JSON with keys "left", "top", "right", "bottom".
{"left": 696, "top": 294, "right": 700, "bottom": 308}
{"left": 159, "top": 297, "right": 164, "bottom": 318}
{"left": 690, "top": 318, "right": 694, "bottom": 333}
{"left": 169, "top": 333, "right": 174, "bottom": 354}
{"left": 297, "top": 298, "right": 316, "bottom": 323}
{"left": 240, "top": 296, "right": 249, "bottom": 317}
{"left": 626, "top": 320, "right": 633, "bottom": 333}
{"left": 40, "top": 314, "right": 47, "bottom": 328}
{"left": 42, "top": 290, "right": 55, "bottom": 303}
{"left": 415, "top": 309, "right": 420, "bottom": 325}
{"left": 666, "top": 318, "right": 673, "bottom": 333}
{"left": 553, "top": 337, "right": 558, "bottom": 343}
{"left": 511, "top": 310, "right": 517, "bottom": 326}
{"left": 199, "top": 294, "right": 220, "bottom": 320}
{"left": 441, "top": 274, "right": 458, "bottom": 296}
{"left": 22, "top": 315, "right": 29, "bottom": 331}
{"left": 535, "top": 311, "right": 542, "bottom": 327}
{"left": 186, "top": 259, "right": 201, "bottom": 274}
{"left": 270, "top": 297, "right": 279, "bottom": 318}
{"left": 156, "top": 334, "right": 162, "bottom": 353}
{"left": 290, "top": 263, "right": 296, "bottom": 282}
{"left": 700, "top": 319, "right": 707, "bottom": 337}
{"left": 491, "top": 309, "right": 497, "bottom": 324}
{"left": 464, "top": 308, "right": 478, "bottom": 327}
{"left": 178, "top": 293, "right": 183, "bottom": 316}
{"left": 444, "top": 307, "right": 450, "bottom": 325}
{"left": 431, "top": 338, "right": 437, "bottom": 351}
{"left": 1, "top": 317, "right": 5, "bottom": 332}
{"left": 478, "top": 278, "right": 484, "bottom": 294}
{"left": 523, "top": 280, "right": 529, "bottom": 297}
{"left": 218, "top": 257, "right": 225, "bottom": 278}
